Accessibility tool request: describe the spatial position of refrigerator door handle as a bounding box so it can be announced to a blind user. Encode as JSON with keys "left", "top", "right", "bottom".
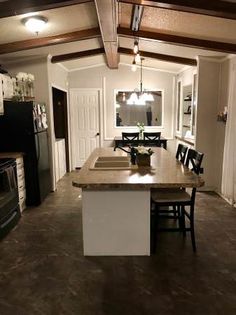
{"left": 36, "top": 132, "right": 41, "bottom": 162}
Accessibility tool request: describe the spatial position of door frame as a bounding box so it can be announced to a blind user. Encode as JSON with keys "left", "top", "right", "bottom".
{"left": 48, "top": 84, "right": 71, "bottom": 192}
{"left": 69, "top": 88, "right": 103, "bottom": 170}
{"left": 52, "top": 86, "right": 70, "bottom": 172}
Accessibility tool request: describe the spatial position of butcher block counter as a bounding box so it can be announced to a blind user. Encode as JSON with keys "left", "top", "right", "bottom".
{"left": 73, "top": 147, "right": 204, "bottom": 256}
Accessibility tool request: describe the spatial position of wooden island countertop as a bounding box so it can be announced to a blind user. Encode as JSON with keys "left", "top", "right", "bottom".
{"left": 72, "top": 147, "right": 204, "bottom": 190}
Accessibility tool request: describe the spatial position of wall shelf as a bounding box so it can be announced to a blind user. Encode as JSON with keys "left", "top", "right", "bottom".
{"left": 184, "top": 95, "right": 192, "bottom": 101}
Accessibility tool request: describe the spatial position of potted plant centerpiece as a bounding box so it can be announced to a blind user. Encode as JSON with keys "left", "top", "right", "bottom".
{"left": 135, "top": 146, "right": 154, "bottom": 167}
{"left": 15, "top": 72, "right": 35, "bottom": 101}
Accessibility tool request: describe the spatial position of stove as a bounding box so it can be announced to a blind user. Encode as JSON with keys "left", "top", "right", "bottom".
{"left": 0, "top": 158, "right": 21, "bottom": 238}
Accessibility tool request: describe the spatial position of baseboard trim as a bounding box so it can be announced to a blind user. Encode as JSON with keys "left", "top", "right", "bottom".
{"left": 197, "top": 186, "right": 215, "bottom": 192}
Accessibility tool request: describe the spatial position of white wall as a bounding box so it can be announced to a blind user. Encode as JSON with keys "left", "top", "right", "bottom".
{"left": 215, "top": 58, "right": 230, "bottom": 193}
{"left": 219, "top": 55, "right": 236, "bottom": 201}
{"left": 195, "top": 58, "right": 221, "bottom": 190}
{"left": 6, "top": 57, "right": 69, "bottom": 191}
{"left": 7, "top": 57, "right": 50, "bottom": 105}
{"left": 69, "top": 64, "right": 176, "bottom": 153}
{"left": 47, "top": 59, "right": 69, "bottom": 189}
{"left": 6, "top": 57, "right": 56, "bottom": 188}
{"left": 177, "top": 67, "right": 196, "bottom": 87}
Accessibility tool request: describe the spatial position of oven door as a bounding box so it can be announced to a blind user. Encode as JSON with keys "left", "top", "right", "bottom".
{"left": 0, "top": 159, "right": 20, "bottom": 236}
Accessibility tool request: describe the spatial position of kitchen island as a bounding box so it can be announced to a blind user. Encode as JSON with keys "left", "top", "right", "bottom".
{"left": 73, "top": 147, "right": 204, "bottom": 256}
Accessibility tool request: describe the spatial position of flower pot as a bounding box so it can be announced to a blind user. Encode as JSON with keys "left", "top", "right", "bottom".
{"left": 136, "top": 154, "right": 151, "bottom": 167}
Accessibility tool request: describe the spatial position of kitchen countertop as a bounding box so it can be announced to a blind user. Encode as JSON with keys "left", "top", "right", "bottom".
{"left": 73, "top": 147, "right": 204, "bottom": 190}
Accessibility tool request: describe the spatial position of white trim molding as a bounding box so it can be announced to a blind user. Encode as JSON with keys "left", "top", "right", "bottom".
{"left": 119, "top": 62, "right": 180, "bottom": 74}
{"left": 68, "top": 63, "right": 106, "bottom": 72}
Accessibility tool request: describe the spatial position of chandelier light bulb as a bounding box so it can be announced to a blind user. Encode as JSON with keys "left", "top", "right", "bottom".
{"left": 128, "top": 54, "right": 154, "bottom": 105}
{"left": 131, "top": 59, "right": 137, "bottom": 72}
{"left": 135, "top": 53, "right": 141, "bottom": 63}
{"left": 145, "top": 92, "right": 154, "bottom": 102}
{"left": 133, "top": 40, "right": 139, "bottom": 54}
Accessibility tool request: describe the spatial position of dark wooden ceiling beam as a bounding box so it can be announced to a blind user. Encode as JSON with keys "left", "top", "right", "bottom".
{"left": 119, "top": 0, "right": 236, "bottom": 20}
{"left": 0, "top": 0, "right": 92, "bottom": 19}
{"left": 118, "top": 47, "right": 197, "bottom": 66}
{"left": 51, "top": 46, "right": 196, "bottom": 66}
{"left": 118, "top": 27, "right": 236, "bottom": 54}
{"left": 0, "top": 28, "right": 101, "bottom": 55}
{"left": 51, "top": 47, "right": 105, "bottom": 63}
{"left": 94, "top": 0, "right": 119, "bottom": 69}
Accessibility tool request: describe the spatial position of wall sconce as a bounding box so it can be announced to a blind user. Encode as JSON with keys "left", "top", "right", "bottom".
{"left": 217, "top": 106, "right": 228, "bottom": 123}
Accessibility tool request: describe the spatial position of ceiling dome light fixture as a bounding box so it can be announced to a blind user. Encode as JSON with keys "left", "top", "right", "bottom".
{"left": 22, "top": 16, "right": 48, "bottom": 35}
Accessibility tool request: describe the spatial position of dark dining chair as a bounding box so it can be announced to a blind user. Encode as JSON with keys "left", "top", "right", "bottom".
{"left": 143, "top": 132, "right": 161, "bottom": 147}
{"left": 157, "top": 143, "right": 188, "bottom": 219}
{"left": 122, "top": 132, "right": 139, "bottom": 141}
{"left": 151, "top": 148, "right": 204, "bottom": 253}
{"left": 176, "top": 143, "right": 188, "bottom": 164}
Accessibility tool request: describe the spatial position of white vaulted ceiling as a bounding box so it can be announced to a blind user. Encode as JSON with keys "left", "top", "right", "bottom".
{"left": 0, "top": 3, "right": 98, "bottom": 44}
{"left": 0, "top": 1, "right": 235, "bottom": 72}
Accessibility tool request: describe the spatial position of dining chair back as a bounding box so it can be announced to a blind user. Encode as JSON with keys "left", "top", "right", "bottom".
{"left": 143, "top": 132, "right": 161, "bottom": 147}
{"left": 176, "top": 144, "right": 188, "bottom": 164}
{"left": 185, "top": 148, "right": 203, "bottom": 175}
{"left": 122, "top": 132, "right": 139, "bottom": 141}
{"left": 143, "top": 132, "right": 161, "bottom": 141}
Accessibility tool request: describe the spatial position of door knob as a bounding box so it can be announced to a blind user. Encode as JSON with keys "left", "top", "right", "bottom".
{"left": 96, "top": 132, "right": 100, "bottom": 136}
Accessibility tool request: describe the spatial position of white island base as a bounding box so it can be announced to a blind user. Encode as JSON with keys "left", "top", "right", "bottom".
{"left": 82, "top": 189, "right": 150, "bottom": 256}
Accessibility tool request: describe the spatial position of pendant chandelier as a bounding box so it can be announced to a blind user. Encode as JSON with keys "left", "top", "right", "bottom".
{"left": 127, "top": 56, "right": 154, "bottom": 106}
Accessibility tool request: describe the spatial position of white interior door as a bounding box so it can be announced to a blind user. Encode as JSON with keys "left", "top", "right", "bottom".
{"left": 70, "top": 89, "right": 100, "bottom": 168}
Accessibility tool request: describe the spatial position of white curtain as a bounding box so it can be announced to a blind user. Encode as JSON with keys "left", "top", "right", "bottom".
{"left": 221, "top": 60, "right": 236, "bottom": 205}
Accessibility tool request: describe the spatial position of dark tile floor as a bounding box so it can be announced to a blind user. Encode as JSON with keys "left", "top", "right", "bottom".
{"left": 1, "top": 172, "right": 236, "bottom": 315}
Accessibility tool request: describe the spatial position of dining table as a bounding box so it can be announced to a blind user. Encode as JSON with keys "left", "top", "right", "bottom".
{"left": 73, "top": 147, "right": 204, "bottom": 256}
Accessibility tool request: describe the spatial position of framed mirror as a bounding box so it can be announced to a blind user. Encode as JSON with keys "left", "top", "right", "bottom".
{"left": 115, "top": 90, "right": 163, "bottom": 127}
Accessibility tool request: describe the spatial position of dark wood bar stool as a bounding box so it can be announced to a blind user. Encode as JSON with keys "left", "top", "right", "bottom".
{"left": 155, "top": 143, "right": 188, "bottom": 219}
{"left": 151, "top": 148, "right": 204, "bottom": 253}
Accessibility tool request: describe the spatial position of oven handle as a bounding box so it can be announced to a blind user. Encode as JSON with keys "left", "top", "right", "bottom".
{"left": 0, "top": 161, "right": 16, "bottom": 174}
{"left": 0, "top": 210, "right": 18, "bottom": 228}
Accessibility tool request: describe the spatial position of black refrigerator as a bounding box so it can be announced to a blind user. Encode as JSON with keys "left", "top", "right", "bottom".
{"left": 0, "top": 101, "right": 51, "bottom": 206}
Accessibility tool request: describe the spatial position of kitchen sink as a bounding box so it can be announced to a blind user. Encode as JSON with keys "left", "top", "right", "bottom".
{"left": 92, "top": 156, "right": 131, "bottom": 169}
